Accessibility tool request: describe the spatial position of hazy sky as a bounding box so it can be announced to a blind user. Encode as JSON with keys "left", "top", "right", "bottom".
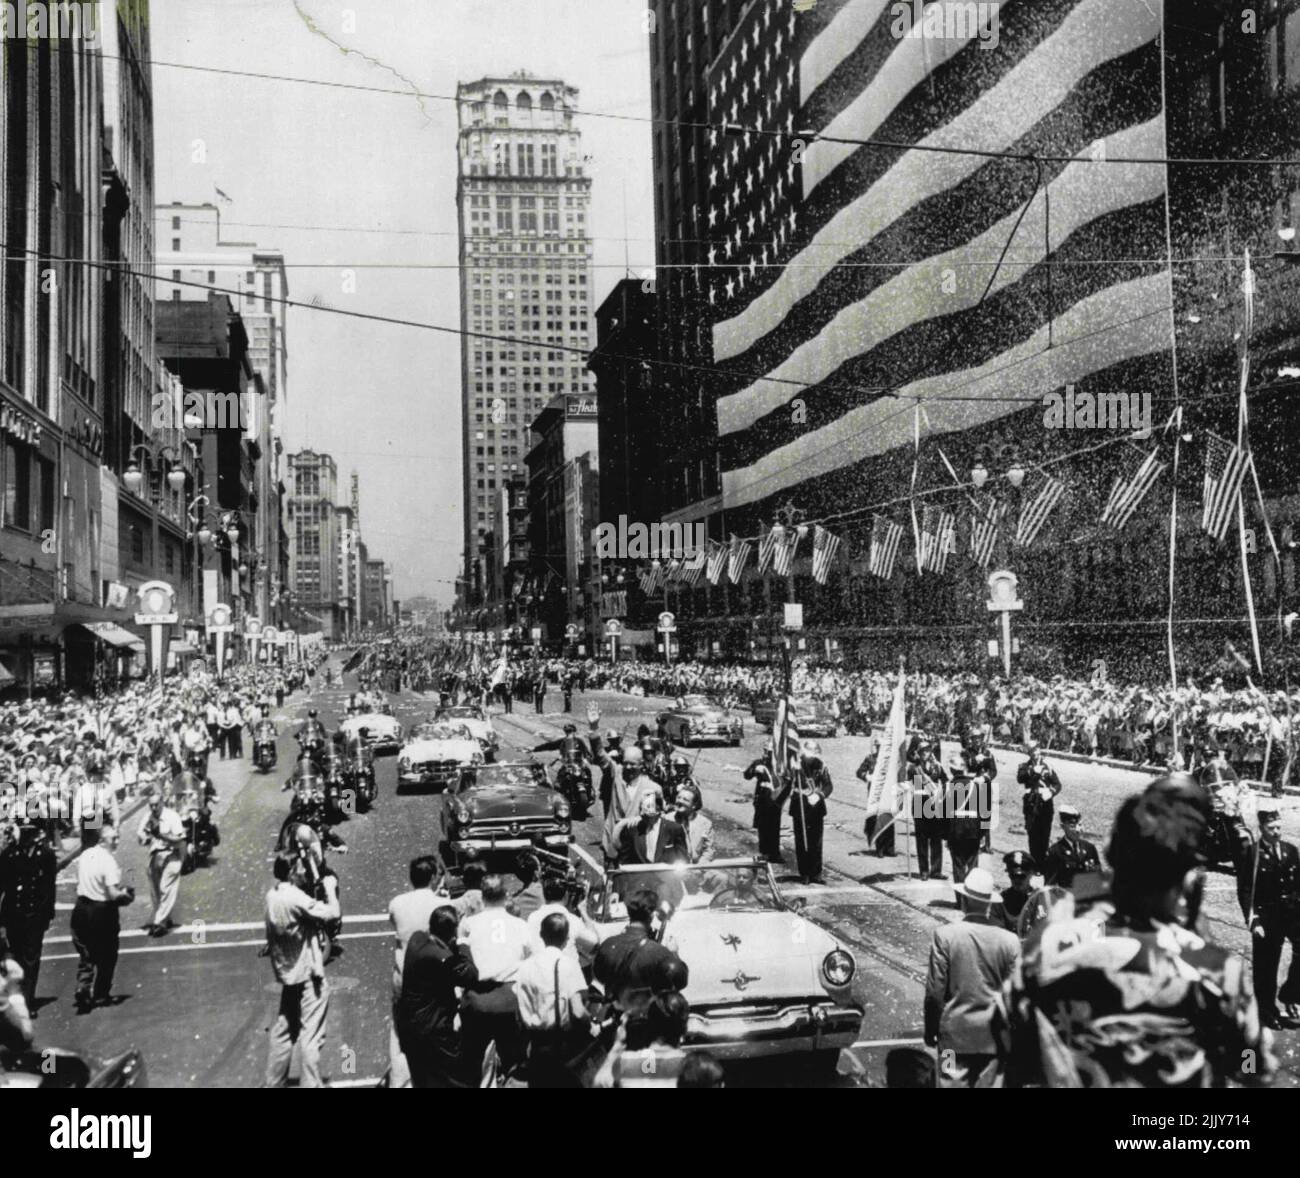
{"left": 151, "top": 0, "right": 655, "bottom": 606}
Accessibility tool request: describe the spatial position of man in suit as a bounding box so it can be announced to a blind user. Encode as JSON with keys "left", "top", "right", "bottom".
{"left": 674, "top": 785, "right": 714, "bottom": 864}
{"left": 1043, "top": 805, "right": 1102, "bottom": 890}
{"left": 617, "top": 793, "right": 688, "bottom": 866}
{"left": 924, "top": 867, "right": 1019, "bottom": 1088}
{"left": 1237, "top": 804, "right": 1300, "bottom": 1029}
{"left": 944, "top": 758, "right": 984, "bottom": 885}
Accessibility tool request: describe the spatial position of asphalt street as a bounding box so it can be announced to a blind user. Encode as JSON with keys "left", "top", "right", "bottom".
{"left": 26, "top": 663, "right": 1300, "bottom": 1087}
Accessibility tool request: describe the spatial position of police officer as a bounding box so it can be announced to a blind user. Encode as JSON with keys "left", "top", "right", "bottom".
{"left": 744, "top": 739, "right": 787, "bottom": 864}
{"left": 1237, "top": 803, "right": 1300, "bottom": 1030}
{"left": 0, "top": 820, "right": 56, "bottom": 1006}
{"left": 1043, "top": 804, "right": 1102, "bottom": 890}
{"left": 791, "top": 743, "right": 832, "bottom": 885}
{"left": 909, "top": 742, "right": 948, "bottom": 881}
{"left": 1017, "top": 742, "right": 1061, "bottom": 866}
{"left": 944, "top": 757, "right": 983, "bottom": 885}
{"left": 997, "top": 850, "right": 1036, "bottom": 933}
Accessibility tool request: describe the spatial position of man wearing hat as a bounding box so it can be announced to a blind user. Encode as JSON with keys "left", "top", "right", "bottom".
{"left": 790, "top": 742, "right": 832, "bottom": 885}
{"left": 1237, "top": 803, "right": 1300, "bottom": 1030}
{"left": 944, "top": 757, "right": 985, "bottom": 885}
{"left": 1043, "top": 805, "right": 1102, "bottom": 890}
{"left": 1017, "top": 742, "right": 1061, "bottom": 867}
{"left": 0, "top": 818, "right": 57, "bottom": 1006}
{"left": 924, "top": 867, "right": 1019, "bottom": 1087}
{"left": 744, "top": 738, "right": 788, "bottom": 864}
{"left": 996, "top": 851, "right": 1037, "bottom": 934}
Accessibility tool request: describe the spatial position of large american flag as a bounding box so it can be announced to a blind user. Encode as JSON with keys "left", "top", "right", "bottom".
{"left": 708, "top": 0, "right": 1174, "bottom": 520}
{"left": 811, "top": 525, "right": 842, "bottom": 584}
{"left": 1099, "top": 444, "right": 1166, "bottom": 531}
{"left": 919, "top": 504, "right": 956, "bottom": 574}
{"left": 728, "top": 535, "right": 753, "bottom": 583}
{"left": 868, "top": 514, "right": 904, "bottom": 579}
{"left": 1201, "top": 433, "right": 1250, "bottom": 544}
{"left": 969, "top": 496, "right": 1007, "bottom": 570}
{"left": 1014, "top": 472, "right": 1066, "bottom": 548}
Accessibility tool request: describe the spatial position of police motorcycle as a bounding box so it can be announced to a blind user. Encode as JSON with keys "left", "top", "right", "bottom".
{"left": 296, "top": 709, "right": 330, "bottom": 762}
{"left": 638, "top": 734, "right": 675, "bottom": 801}
{"left": 338, "top": 732, "right": 377, "bottom": 813}
{"left": 252, "top": 719, "right": 279, "bottom": 773}
{"left": 172, "top": 759, "right": 219, "bottom": 873}
{"left": 538, "top": 724, "right": 595, "bottom": 819}
{"left": 318, "top": 738, "right": 351, "bottom": 822}
{"left": 278, "top": 765, "right": 348, "bottom": 958}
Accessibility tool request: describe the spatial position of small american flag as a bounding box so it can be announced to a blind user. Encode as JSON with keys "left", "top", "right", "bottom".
{"left": 756, "top": 524, "right": 782, "bottom": 575}
{"left": 1100, "top": 445, "right": 1166, "bottom": 531}
{"left": 1201, "top": 433, "right": 1251, "bottom": 543}
{"left": 811, "top": 525, "right": 841, "bottom": 585}
{"left": 681, "top": 550, "right": 707, "bottom": 587}
{"left": 728, "top": 535, "right": 752, "bottom": 583}
{"left": 705, "top": 539, "right": 728, "bottom": 586}
{"left": 969, "top": 498, "right": 1007, "bottom": 570}
{"left": 920, "top": 505, "right": 956, "bottom": 575}
{"left": 1015, "top": 472, "right": 1066, "bottom": 548}
{"left": 772, "top": 525, "right": 805, "bottom": 577}
{"left": 869, "top": 515, "right": 904, "bottom": 580}
{"left": 643, "top": 562, "right": 663, "bottom": 596}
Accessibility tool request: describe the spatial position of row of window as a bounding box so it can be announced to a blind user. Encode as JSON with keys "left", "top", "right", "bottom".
{"left": 2, "top": 441, "right": 55, "bottom": 534}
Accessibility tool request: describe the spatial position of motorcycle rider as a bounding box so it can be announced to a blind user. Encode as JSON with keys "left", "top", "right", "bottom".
{"left": 667, "top": 752, "right": 696, "bottom": 808}
{"left": 169, "top": 758, "right": 220, "bottom": 864}
{"left": 297, "top": 710, "right": 329, "bottom": 761}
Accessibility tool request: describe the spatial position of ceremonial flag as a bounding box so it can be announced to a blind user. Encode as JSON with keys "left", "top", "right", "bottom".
{"left": 643, "top": 561, "right": 663, "bottom": 596}
{"left": 772, "top": 525, "right": 805, "bottom": 577}
{"left": 1015, "top": 472, "right": 1065, "bottom": 547}
{"left": 772, "top": 696, "right": 802, "bottom": 775}
{"left": 811, "top": 525, "right": 841, "bottom": 585}
{"left": 489, "top": 651, "right": 508, "bottom": 689}
{"left": 969, "top": 498, "right": 1006, "bottom": 569}
{"left": 705, "top": 539, "right": 728, "bottom": 586}
{"left": 757, "top": 524, "right": 782, "bottom": 574}
{"left": 864, "top": 670, "right": 908, "bottom": 849}
{"left": 728, "top": 535, "right": 752, "bottom": 583}
{"left": 1201, "top": 432, "right": 1251, "bottom": 543}
{"left": 1100, "top": 444, "right": 1166, "bottom": 531}
{"left": 920, "top": 505, "right": 956, "bottom": 575}
{"left": 681, "top": 550, "right": 707, "bottom": 587}
{"left": 868, "top": 515, "right": 903, "bottom": 580}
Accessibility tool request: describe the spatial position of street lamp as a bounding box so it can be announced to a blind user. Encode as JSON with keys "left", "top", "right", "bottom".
{"left": 970, "top": 443, "right": 1024, "bottom": 488}
{"left": 124, "top": 443, "right": 187, "bottom": 495}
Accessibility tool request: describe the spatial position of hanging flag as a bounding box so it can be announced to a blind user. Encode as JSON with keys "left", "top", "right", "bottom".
{"left": 728, "top": 535, "right": 752, "bottom": 583}
{"left": 868, "top": 515, "right": 904, "bottom": 580}
{"left": 920, "top": 505, "right": 956, "bottom": 575}
{"left": 772, "top": 697, "right": 802, "bottom": 775}
{"left": 705, "top": 540, "right": 728, "bottom": 586}
{"left": 681, "top": 550, "right": 707, "bottom": 587}
{"left": 644, "top": 561, "right": 663, "bottom": 596}
{"left": 772, "top": 525, "right": 805, "bottom": 577}
{"left": 757, "top": 524, "right": 782, "bottom": 574}
{"left": 1100, "top": 444, "right": 1166, "bottom": 531}
{"left": 811, "top": 525, "right": 841, "bottom": 585}
{"left": 969, "top": 497, "right": 1006, "bottom": 570}
{"left": 864, "top": 670, "right": 907, "bottom": 849}
{"left": 1015, "top": 472, "right": 1066, "bottom": 547}
{"left": 1201, "top": 432, "right": 1251, "bottom": 543}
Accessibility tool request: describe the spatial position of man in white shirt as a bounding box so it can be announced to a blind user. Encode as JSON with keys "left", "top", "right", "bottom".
{"left": 136, "top": 790, "right": 187, "bottom": 937}
{"left": 70, "top": 824, "right": 134, "bottom": 1014}
{"left": 264, "top": 852, "right": 340, "bottom": 1088}
{"left": 459, "top": 875, "right": 531, "bottom": 984}
{"left": 516, "top": 912, "right": 589, "bottom": 1088}
{"left": 386, "top": 855, "right": 443, "bottom": 1088}
{"left": 526, "top": 877, "right": 597, "bottom": 966}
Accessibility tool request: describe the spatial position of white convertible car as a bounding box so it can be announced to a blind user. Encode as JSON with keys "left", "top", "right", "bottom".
{"left": 580, "top": 857, "right": 863, "bottom": 1067}
{"left": 338, "top": 704, "right": 403, "bottom": 755}
{"left": 396, "top": 720, "right": 484, "bottom": 793}
{"left": 434, "top": 704, "right": 499, "bottom": 762}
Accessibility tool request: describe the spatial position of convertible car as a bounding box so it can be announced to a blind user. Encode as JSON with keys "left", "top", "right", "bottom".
{"left": 657, "top": 694, "right": 745, "bottom": 747}
{"left": 751, "top": 696, "right": 840, "bottom": 738}
{"left": 339, "top": 703, "right": 403, "bottom": 755}
{"left": 396, "top": 720, "right": 483, "bottom": 793}
{"left": 582, "top": 857, "right": 863, "bottom": 1066}
{"left": 434, "top": 703, "right": 499, "bottom": 762}
{"left": 438, "top": 760, "right": 572, "bottom": 868}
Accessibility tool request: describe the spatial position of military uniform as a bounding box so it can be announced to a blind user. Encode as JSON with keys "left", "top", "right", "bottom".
{"left": 790, "top": 761, "right": 832, "bottom": 883}
{"left": 1017, "top": 755, "right": 1061, "bottom": 865}
{"left": 1043, "top": 834, "right": 1102, "bottom": 890}
{"left": 1237, "top": 829, "right": 1300, "bottom": 1022}
{"left": 945, "top": 772, "right": 987, "bottom": 884}
{"left": 744, "top": 753, "right": 787, "bottom": 863}
{"left": 0, "top": 833, "right": 56, "bottom": 1004}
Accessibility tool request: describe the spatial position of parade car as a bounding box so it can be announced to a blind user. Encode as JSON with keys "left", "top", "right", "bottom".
{"left": 438, "top": 759, "right": 572, "bottom": 868}
{"left": 751, "top": 695, "right": 840, "bottom": 738}
{"left": 339, "top": 703, "right": 403, "bottom": 755}
{"left": 580, "top": 857, "right": 864, "bottom": 1067}
{"left": 656, "top": 694, "right": 745, "bottom": 747}
{"left": 434, "top": 703, "right": 499, "bottom": 762}
{"left": 396, "top": 720, "right": 484, "bottom": 793}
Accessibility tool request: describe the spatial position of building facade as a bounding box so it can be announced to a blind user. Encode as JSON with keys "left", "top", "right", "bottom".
{"left": 454, "top": 73, "right": 596, "bottom": 618}
{"left": 287, "top": 449, "right": 341, "bottom": 640}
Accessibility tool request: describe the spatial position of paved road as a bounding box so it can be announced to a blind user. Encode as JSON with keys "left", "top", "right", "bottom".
{"left": 27, "top": 667, "right": 1300, "bottom": 1086}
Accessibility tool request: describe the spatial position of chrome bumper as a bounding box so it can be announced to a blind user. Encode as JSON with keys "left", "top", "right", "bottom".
{"left": 450, "top": 832, "right": 571, "bottom": 853}
{"left": 684, "top": 1002, "right": 862, "bottom": 1059}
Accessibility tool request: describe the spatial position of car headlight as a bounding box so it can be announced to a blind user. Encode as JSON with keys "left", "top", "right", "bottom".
{"left": 553, "top": 797, "right": 571, "bottom": 820}
{"left": 822, "top": 948, "right": 855, "bottom": 988}
{"left": 453, "top": 803, "right": 472, "bottom": 826}
{"left": 398, "top": 755, "right": 411, "bottom": 768}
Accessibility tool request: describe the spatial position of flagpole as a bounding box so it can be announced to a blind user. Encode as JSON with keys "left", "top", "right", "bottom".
{"left": 901, "top": 658, "right": 912, "bottom": 880}
{"left": 1166, "top": 408, "right": 1182, "bottom": 765}
{"left": 1237, "top": 251, "right": 1264, "bottom": 676}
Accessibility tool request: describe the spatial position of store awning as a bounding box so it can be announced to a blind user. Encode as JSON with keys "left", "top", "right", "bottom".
{"left": 80, "top": 623, "right": 146, "bottom": 651}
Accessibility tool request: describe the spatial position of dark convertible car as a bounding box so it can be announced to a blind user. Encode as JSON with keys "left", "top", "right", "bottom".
{"left": 437, "top": 760, "right": 574, "bottom": 869}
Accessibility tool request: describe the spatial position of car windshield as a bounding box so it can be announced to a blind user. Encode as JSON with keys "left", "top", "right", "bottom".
{"left": 680, "top": 695, "right": 712, "bottom": 709}
{"left": 605, "top": 861, "right": 781, "bottom": 915}
{"left": 413, "top": 721, "right": 469, "bottom": 741}
{"left": 464, "top": 763, "right": 544, "bottom": 790}
{"left": 439, "top": 707, "right": 483, "bottom": 721}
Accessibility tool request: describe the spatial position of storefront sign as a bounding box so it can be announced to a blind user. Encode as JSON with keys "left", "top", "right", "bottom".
{"left": 0, "top": 401, "right": 42, "bottom": 447}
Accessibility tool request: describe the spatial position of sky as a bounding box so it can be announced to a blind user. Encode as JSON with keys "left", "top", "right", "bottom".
{"left": 151, "top": 0, "right": 656, "bottom": 607}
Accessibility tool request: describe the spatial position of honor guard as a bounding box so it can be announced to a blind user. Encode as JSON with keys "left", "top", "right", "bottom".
{"left": 1238, "top": 803, "right": 1300, "bottom": 1030}
{"left": 1017, "top": 743, "right": 1062, "bottom": 866}
{"left": 997, "top": 851, "right": 1037, "bottom": 933}
{"left": 1042, "top": 805, "right": 1102, "bottom": 890}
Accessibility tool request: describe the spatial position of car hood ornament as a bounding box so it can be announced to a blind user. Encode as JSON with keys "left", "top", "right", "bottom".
{"left": 723, "top": 969, "right": 759, "bottom": 991}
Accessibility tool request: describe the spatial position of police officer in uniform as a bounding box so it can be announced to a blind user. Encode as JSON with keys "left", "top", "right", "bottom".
{"left": 996, "top": 851, "right": 1036, "bottom": 934}
{"left": 0, "top": 820, "right": 56, "bottom": 1007}
{"left": 909, "top": 742, "right": 948, "bottom": 881}
{"left": 1017, "top": 743, "right": 1061, "bottom": 866}
{"left": 744, "top": 739, "right": 788, "bottom": 864}
{"left": 1043, "top": 804, "right": 1102, "bottom": 890}
{"left": 1237, "top": 803, "right": 1300, "bottom": 1029}
{"left": 791, "top": 743, "right": 832, "bottom": 885}
{"left": 944, "top": 757, "right": 984, "bottom": 885}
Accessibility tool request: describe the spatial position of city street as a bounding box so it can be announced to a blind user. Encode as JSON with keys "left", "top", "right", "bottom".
{"left": 26, "top": 663, "right": 1300, "bottom": 1087}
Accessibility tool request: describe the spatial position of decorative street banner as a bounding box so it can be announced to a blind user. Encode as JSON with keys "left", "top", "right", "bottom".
{"left": 864, "top": 669, "right": 908, "bottom": 848}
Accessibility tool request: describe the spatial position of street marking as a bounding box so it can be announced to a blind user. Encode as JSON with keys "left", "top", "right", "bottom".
{"left": 41, "top": 928, "right": 391, "bottom": 962}
{"left": 850, "top": 1037, "right": 926, "bottom": 1049}
{"left": 327, "top": 1076, "right": 384, "bottom": 1088}
{"left": 781, "top": 885, "right": 890, "bottom": 900}
{"left": 45, "top": 911, "right": 392, "bottom": 946}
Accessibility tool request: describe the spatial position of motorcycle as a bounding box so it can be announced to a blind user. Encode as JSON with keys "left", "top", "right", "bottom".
{"left": 344, "top": 741, "right": 377, "bottom": 812}
{"left": 553, "top": 758, "right": 594, "bottom": 819}
{"left": 253, "top": 724, "right": 278, "bottom": 773}
{"left": 176, "top": 786, "right": 217, "bottom": 874}
{"left": 320, "top": 750, "right": 350, "bottom": 822}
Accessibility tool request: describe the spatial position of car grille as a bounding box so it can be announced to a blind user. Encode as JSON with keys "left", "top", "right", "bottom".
{"left": 465, "top": 816, "right": 559, "bottom": 837}
{"left": 412, "top": 761, "right": 458, "bottom": 780}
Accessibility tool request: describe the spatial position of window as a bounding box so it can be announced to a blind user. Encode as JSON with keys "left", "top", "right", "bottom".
{"left": 37, "top": 456, "right": 53, "bottom": 533}
{"left": 172, "top": 216, "right": 180, "bottom": 230}
{"left": 3, "top": 441, "right": 31, "bottom": 530}
{"left": 172, "top": 238, "right": 180, "bottom": 251}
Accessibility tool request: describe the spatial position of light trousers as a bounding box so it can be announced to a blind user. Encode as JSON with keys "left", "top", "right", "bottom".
{"left": 266, "top": 976, "right": 330, "bottom": 1088}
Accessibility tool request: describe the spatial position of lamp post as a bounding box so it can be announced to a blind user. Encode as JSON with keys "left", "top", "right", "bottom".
{"left": 123, "top": 444, "right": 189, "bottom": 584}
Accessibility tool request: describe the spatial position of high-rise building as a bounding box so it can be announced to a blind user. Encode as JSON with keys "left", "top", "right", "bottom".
{"left": 287, "top": 449, "right": 341, "bottom": 639}
{"left": 454, "top": 73, "right": 596, "bottom": 614}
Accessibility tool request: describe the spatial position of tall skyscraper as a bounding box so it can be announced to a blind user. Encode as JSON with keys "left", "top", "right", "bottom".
{"left": 287, "top": 449, "right": 341, "bottom": 639}
{"left": 454, "top": 73, "right": 595, "bottom": 610}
